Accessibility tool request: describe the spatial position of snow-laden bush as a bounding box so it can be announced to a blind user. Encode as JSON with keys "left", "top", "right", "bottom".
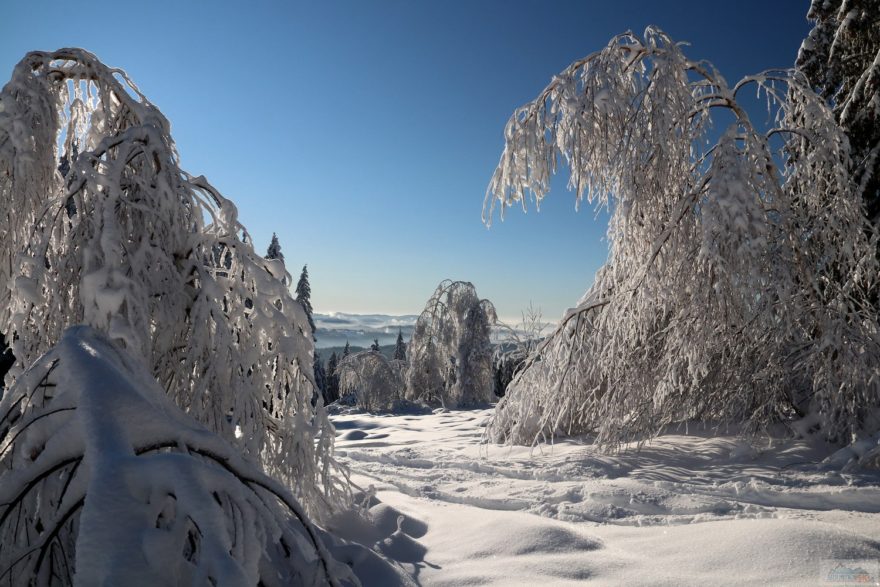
{"left": 0, "top": 49, "right": 347, "bottom": 514}
{"left": 337, "top": 351, "right": 405, "bottom": 412}
{"left": 483, "top": 28, "right": 880, "bottom": 447}
{"left": 405, "top": 280, "right": 496, "bottom": 408}
{"left": 0, "top": 327, "right": 354, "bottom": 586}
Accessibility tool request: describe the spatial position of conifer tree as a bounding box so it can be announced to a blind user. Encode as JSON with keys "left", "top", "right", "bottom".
{"left": 325, "top": 351, "right": 340, "bottom": 404}
{"left": 294, "top": 265, "right": 316, "bottom": 340}
{"left": 265, "top": 232, "right": 285, "bottom": 262}
{"left": 370, "top": 338, "right": 381, "bottom": 352}
{"left": 313, "top": 351, "right": 327, "bottom": 403}
{"left": 343, "top": 341, "right": 351, "bottom": 358}
{"left": 796, "top": 0, "right": 880, "bottom": 225}
{"left": 393, "top": 329, "right": 407, "bottom": 361}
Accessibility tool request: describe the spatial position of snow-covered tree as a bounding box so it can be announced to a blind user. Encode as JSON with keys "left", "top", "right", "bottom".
{"left": 493, "top": 304, "right": 545, "bottom": 397}
{"left": 797, "top": 0, "right": 880, "bottom": 225}
{"left": 295, "top": 265, "right": 316, "bottom": 341}
{"left": 337, "top": 350, "right": 405, "bottom": 412}
{"left": 0, "top": 327, "right": 353, "bottom": 585}
{"left": 0, "top": 334, "right": 12, "bottom": 390}
{"left": 266, "top": 231, "right": 285, "bottom": 262}
{"left": 482, "top": 28, "right": 880, "bottom": 448}
{"left": 325, "top": 351, "right": 340, "bottom": 404}
{"left": 405, "top": 280, "right": 497, "bottom": 408}
{"left": 393, "top": 329, "right": 407, "bottom": 361}
{"left": 313, "top": 351, "right": 327, "bottom": 402}
{"left": 0, "top": 49, "right": 347, "bottom": 517}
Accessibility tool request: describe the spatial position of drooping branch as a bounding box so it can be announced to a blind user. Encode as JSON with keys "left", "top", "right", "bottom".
{"left": 483, "top": 27, "right": 879, "bottom": 448}
{"left": 0, "top": 327, "right": 353, "bottom": 586}
{"left": 0, "top": 49, "right": 348, "bottom": 516}
{"left": 406, "top": 280, "right": 497, "bottom": 408}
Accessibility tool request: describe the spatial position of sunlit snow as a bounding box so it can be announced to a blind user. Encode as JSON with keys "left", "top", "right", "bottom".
{"left": 330, "top": 408, "right": 880, "bottom": 586}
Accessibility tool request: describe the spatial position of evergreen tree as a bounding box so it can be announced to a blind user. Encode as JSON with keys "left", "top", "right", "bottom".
{"left": 393, "top": 329, "right": 407, "bottom": 361}
{"left": 294, "top": 265, "right": 316, "bottom": 340}
{"left": 343, "top": 341, "right": 351, "bottom": 358}
{"left": 370, "top": 338, "right": 381, "bottom": 352}
{"left": 313, "top": 351, "right": 327, "bottom": 405}
{"left": 796, "top": 0, "right": 880, "bottom": 225}
{"left": 265, "top": 232, "right": 285, "bottom": 262}
{"left": 325, "top": 351, "right": 340, "bottom": 404}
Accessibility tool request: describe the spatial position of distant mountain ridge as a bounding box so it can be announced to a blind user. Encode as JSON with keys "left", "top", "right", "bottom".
{"left": 313, "top": 311, "right": 553, "bottom": 350}
{"left": 314, "top": 312, "right": 417, "bottom": 349}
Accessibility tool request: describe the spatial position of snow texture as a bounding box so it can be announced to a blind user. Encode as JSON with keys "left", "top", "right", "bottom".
{"left": 332, "top": 407, "right": 880, "bottom": 586}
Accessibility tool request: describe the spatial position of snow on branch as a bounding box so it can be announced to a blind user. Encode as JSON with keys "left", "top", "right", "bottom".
{"left": 405, "top": 280, "right": 497, "bottom": 409}
{"left": 337, "top": 350, "right": 405, "bottom": 412}
{"left": 483, "top": 28, "right": 880, "bottom": 448}
{"left": 0, "top": 327, "right": 355, "bottom": 586}
{"left": 0, "top": 49, "right": 348, "bottom": 517}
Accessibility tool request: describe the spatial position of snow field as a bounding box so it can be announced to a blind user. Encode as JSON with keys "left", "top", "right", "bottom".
{"left": 330, "top": 408, "right": 880, "bottom": 586}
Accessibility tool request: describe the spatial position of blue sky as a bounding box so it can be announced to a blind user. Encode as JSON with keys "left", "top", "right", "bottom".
{"left": 1, "top": 1, "right": 812, "bottom": 322}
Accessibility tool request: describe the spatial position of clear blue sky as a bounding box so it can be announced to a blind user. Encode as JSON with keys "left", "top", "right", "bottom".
{"left": 1, "top": 1, "right": 812, "bottom": 322}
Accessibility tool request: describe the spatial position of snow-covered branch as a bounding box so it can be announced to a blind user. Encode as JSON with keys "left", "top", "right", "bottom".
{"left": 484, "top": 28, "right": 880, "bottom": 448}
{"left": 405, "top": 280, "right": 497, "bottom": 408}
{"left": 0, "top": 327, "right": 354, "bottom": 586}
{"left": 337, "top": 351, "right": 405, "bottom": 412}
{"left": 0, "top": 49, "right": 347, "bottom": 517}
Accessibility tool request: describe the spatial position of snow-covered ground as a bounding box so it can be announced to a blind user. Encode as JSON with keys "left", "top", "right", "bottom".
{"left": 329, "top": 408, "right": 880, "bottom": 586}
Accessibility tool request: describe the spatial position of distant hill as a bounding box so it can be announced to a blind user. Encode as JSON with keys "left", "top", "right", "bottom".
{"left": 313, "top": 344, "right": 399, "bottom": 362}
{"left": 313, "top": 311, "right": 553, "bottom": 352}
{"left": 314, "top": 312, "right": 417, "bottom": 349}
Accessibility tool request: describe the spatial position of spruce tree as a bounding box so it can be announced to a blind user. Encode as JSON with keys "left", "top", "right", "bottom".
{"left": 325, "top": 351, "right": 340, "bottom": 404}
{"left": 313, "top": 351, "right": 327, "bottom": 404}
{"left": 393, "top": 329, "right": 407, "bottom": 361}
{"left": 343, "top": 341, "right": 351, "bottom": 358}
{"left": 294, "top": 265, "right": 316, "bottom": 340}
{"left": 797, "top": 0, "right": 880, "bottom": 224}
{"left": 265, "top": 232, "right": 285, "bottom": 262}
